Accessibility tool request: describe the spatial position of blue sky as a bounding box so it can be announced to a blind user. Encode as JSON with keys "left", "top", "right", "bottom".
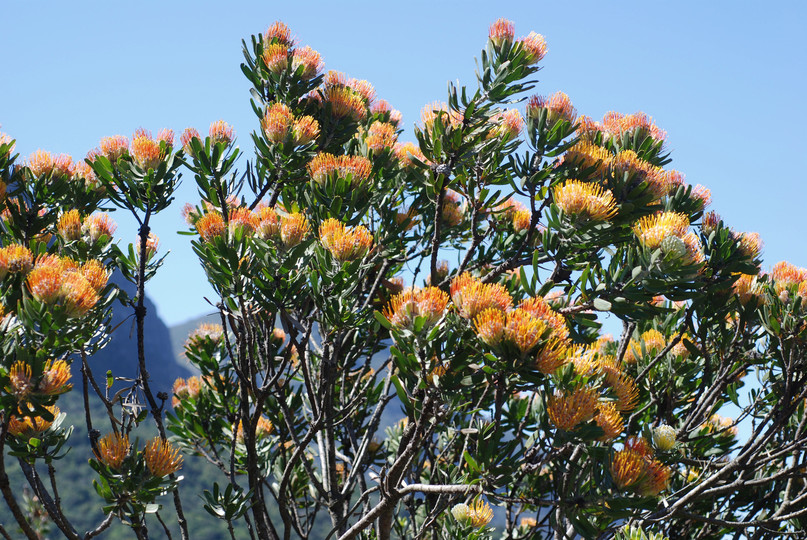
{"left": 1, "top": 1, "right": 805, "bottom": 326}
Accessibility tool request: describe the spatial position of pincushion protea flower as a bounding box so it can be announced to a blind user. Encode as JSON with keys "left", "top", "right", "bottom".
{"left": 262, "top": 102, "right": 294, "bottom": 143}
{"left": 610, "top": 448, "right": 645, "bottom": 490}
{"left": 319, "top": 219, "right": 374, "bottom": 261}
{"left": 8, "top": 405, "right": 60, "bottom": 438}
{"left": 594, "top": 402, "right": 624, "bottom": 442}
{"left": 562, "top": 141, "right": 612, "bottom": 179}
{"left": 99, "top": 135, "right": 129, "bottom": 162}
{"left": 26, "top": 150, "right": 74, "bottom": 179}
{"left": 8, "top": 362, "right": 33, "bottom": 401}
{"left": 489, "top": 18, "right": 515, "bottom": 48}
{"left": 196, "top": 211, "right": 226, "bottom": 242}
{"left": 450, "top": 273, "right": 512, "bottom": 319}
{"left": 518, "top": 32, "right": 547, "bottom": 64}
{"left": 553, "top": 180, "right": 617, "bottom": 222}
{"left": 292, "top": 116, "right": 320, "bottom": 145}
{"left": 309, "top": 153, "right": 373, "bottom": 188}
{"left": 264, "top": 21, "right": 293, "bottom": 46}
{"left": 280, "top": 212, "right": 310, "bottom": 247}
{"left": 383, "top": 287, "right": 449, "bottom": 329}
{"left": 633, "top": 212, "right": 690, "bottom": 250}
{"left": 209, "top": 120, "right": 235, "bottom": 146}
{"left": 144, "top": 437, "right": 183, "bottom": 477}
{"left": 95, "top": 432, "right": 130, "bottom": 470}
{"left": 131, "top": 134, "right": 162, "bottom": 171}
{"left": 652, "top": 424, "right": 677, "bottom": 451}
{"left": 0, "top": 243, "right": 34, "bottom": 279}
{"left": 602, "top": 111, "right": 666, "bottom": 142}
{"left": 180, "top": 128, "right": 201, "bottom": 155}
{"left": 291, "top": 46, "right": 323, "bottom": 80}
{"left": 58, "top": 210, "right": 82, "bottom": 241}
{"left": 263, "top": 43, "right": 289, "bottom": 74}
{"left": 366, "top": 121, "right": 397, "bottom": 152}
{"left": 489, "top": 109, "right": 523, "bottom": 140}
{"left": 527, "top": 91, "right": 576, "bottom": 126}
{"left": 547, "top": 386, "right": 598, "bottom": 431}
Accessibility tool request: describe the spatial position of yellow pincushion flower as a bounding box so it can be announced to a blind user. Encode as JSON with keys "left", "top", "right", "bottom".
{"left": 0, "top": 244, "right": 34, "bottom": 279}
{"left": 131, "top": 135, "right": 161, "bottom": 171}
{"left": 280, "top": 213, "right": 310, "bottom": 248}
{"left": 553, "top": 180, "right": 617, "bottom": 222}
{"left": 652, "top": 424, "right": 677, "bottom": 451}
{"left": 95, "top": 432, "right": 130, "bottom": 470}
{"left": 610, "top": 449, "right": 645, "bottom": 490}
{"left": 319, "top": 219, "right": 374, "bottom": 261}
{"left": 262, "top": 102, "right": 294, "bottom": 143}
{"left": 383, "top": 287, "right": 449, "bottom": 329}
{"left": 594, "top": 402, "right": 624, "bottom": 442}
{"left": 39, "top": 360, "right": 73, "bottom": 395}
{"left": 547, "top": 386, "right": 598, "bottom": 431}
{"left": 144, "top": 437, "right": 183, "bottom": 477}
{"left": 450, "top": 273, "right": 513, "bottom": 319}
{"left": 365, "top": 121, "right": 397, "bottom": 152}
{"left": 632, "top": 212, "right": 690, "bottom": 250}
{"left": 58, "top": 210, "right": 82, "bottom": 241}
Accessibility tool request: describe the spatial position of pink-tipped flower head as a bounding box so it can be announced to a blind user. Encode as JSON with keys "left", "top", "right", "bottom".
{"left": 263, "top": 43, "right": 290, "bottom": 74}
{"left": 156, "top": 128, "right": 175, "bottom": 147}
{"left": 264, "top": 21, "right": 294, "bottom": 46}
{"left": 99, "top": 135, "right": 130, "bottom": 163}
{"left": 27, "top": 150, "right": 73, "bottom": 180}
{"left": 131, "top": 135, "right": 161, "bottom": 171}
{"left": 180, "top": 128, "right": 201, "bottom": 156}
{"left": 291, "top": 46, "right": 324, "bottom": 80}
{"left": 489, "top": 18, "right": 515, "bottom": 49}
{"left": 519, "top": 32, "right": 547, "bottom": 64}
{"left": 209, "top": 120, "right": 235, "bottom": 146}
{"left": 262, "top": 102, "right": 294, "bottom": 143}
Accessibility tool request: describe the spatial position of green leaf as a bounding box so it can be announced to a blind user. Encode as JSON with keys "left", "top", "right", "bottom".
{"left": 593, "top": 298, "right": 612, "bottom": 311}
{"left": 463, "top": 450, "right": 480, "bottom": 473}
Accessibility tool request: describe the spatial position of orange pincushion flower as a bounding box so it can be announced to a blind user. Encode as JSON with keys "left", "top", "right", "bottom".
{"left": 39, "top": 360, "right": 72, "bottom": 395}
{"left": 547, "top": 386, "right": 598, "bottom": 431}
{"left": 734, "top": 273, "right": 761, "bottom": 305}
{"left": 535, "top": 337, "right": 570, "bottom": 374}
{"left": 71, "top": 161, "right": 100, "bottom": 191}
{"left": 442, "top": 189, "right": 466, "bottom": 227}
{"left": 690, "top": 184, "right": 711, "bottom": 208}
{"left": 519, "top": 32, "right": 547, "bottom": 64}
{"left": 136, "top": 232, "right": 160, "bottom": 261}
{"left": 256, "top": 206, "right": 281, "bottom": 239}
{"left": 81, "top": 260, "right": 110, "bottom": 292}
{"left": 611, "top": 373, "right": 639, "bottom": 412}
{"left": 610, "top": 449, "right": 645, "bottom": 490}
{"left": 735, "top": 231, "right": 763, "bottom": 259}
{"left": 131, "top": 136, "right": 161, "bottom": 171}
{"left": 450, "top": 273, "right": 513, "bottom": 319}
{"left": 681, "top": 232, "right": 704, "bottom": 265}
{"left": 660, "top": 169, "right": 686, "bottom": 195}
{"left": 633, "top": 212, "right": 690, "bottom": 250}
{"left": 58, "top": 210, "right": 82, "bottom": 241}
{"left": 519, "top": 296, "right": 569, "bottom": 340}
{"left": 61, "top": 272, "right": 99, "bottom": 317}
{"left": 99, "top": 135, "right": 129, "bottom": 162}
{"left": 576, "top": 115, "right": 603, "bottom": 141}
{"left": 82, "top": 213, "right": 117, "bottom": 244}
{"left": 602, "top": 111, "right": 666, "bottom": 141}
{"left": 489, "top": 109, "right": 523, "bottom": 140}
{"left": 0, "top": 244, "right": 34, "bottom": 279}
{"left": 319, "top": 218, "right": 374, "bottom": 261}
{"left": 196, "top": 212, "right": 226, "bottom": 242}
{"left": 8, "top": 362, "right": 33, "bottom": 401}
{"left": 771, "top": 261, "right": 807, "bottom": 300}
{"left": 27, "top": 266, "right": 63, "bottom": 304}
{"left": 553, "top": 180, "right": 617, "bottom": 222}
{"left": 180, "top": 128, "right": 201, "bottom": 155}
{"left": 372, "top": 100, "right": 403, "bottom": 126}
{"left": 264, "top": 21, "right": 293, "bottom": 46}
{"left": 503, "top": 308, "right": 549, "bottom": 356}
{"left": 594, "top": 402, "right": 624, "bottom": 442}
{"left": 262, "top": 103, "right": 294, "bottom": 142}
{"left": 322, "top": 79, "right": 368, "bottom": 121}
{"left": 280, "top": 212, "right": 310, "bottom": 247}
{"left": 228, "top": 207, "right": 259, "bottom": 237}
{"left": 292, "top": 116, "right": 320, "bottom": 145}
{"left": 563, "top": 141, "right": 612, "bottom": 178}
{"left": 95, "top": 432, "right": 130, "bottom": 470}
{"left": 527, "top": 91, "right": 576, "bottom": 125}
{"left": 611, "top": 150, "right": 668, "bottom": 200}
{"left": 291, "top": 46, "right": 323, "bottom": 80}
{"left": 27, "top": 150, "right": 73, "bottom": 179}
{"left": 308, "top": 153, "right": 372, "bottom": 188}
{"left": 489, "top": 18, "right": 515, "bottom": 47}
{"left": 263, "top": 43, "right": 289, "bottom": 74}
{"left": 475, "top": 308, "right": 505, "bottom": 346}
{"left": 144, "top": 437, "right": 183, "bottom": 477}
{"left": 366, "top": 121, "right": 397, "bottom": 152}
{"left": 209, "top": 120, "right": 235, "bottom": 146}
{"left": 186, "top": 323, "right": 224, "bottom": 349}
{"left": 8, "top": 405, "right": 59, "bottom": 438}
{"left": 638, "top": 460, "right": 671, "bottom": 496}
{"left": 157, "top": 128, "right": 174, "bottom": 147}
{"left": 570, "top": 345, "right": 599, "bottom": 376}
{"left": 383, "top": 287, "right": 449, "bottom": 329}
{"left": 419, "top": 101, "right": 463, "bottom": 132}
